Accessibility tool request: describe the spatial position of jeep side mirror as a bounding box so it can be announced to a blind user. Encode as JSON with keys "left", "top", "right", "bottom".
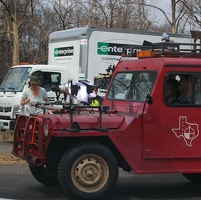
{"left": 146, "top": 94, "right": 153, "bottom": 105}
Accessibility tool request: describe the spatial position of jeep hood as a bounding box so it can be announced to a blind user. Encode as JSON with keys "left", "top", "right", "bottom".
{"left": 46, "top": 113, "right": 125, "bottom": 130}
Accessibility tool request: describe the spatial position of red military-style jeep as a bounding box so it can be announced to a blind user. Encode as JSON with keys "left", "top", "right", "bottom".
{"left": 13, "top": 41, "right": 201, "bottom": 200}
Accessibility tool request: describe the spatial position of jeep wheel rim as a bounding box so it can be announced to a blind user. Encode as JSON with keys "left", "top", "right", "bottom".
{"left": 71, "top": 154, "right": 109, "bottom": 193}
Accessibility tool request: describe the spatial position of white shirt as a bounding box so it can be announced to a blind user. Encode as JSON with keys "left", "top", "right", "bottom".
{"left": 22, "top": 87, "right": 48, "bottom": 115}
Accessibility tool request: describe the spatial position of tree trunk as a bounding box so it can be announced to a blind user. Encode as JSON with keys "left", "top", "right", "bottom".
{"left": 171, "top": 0, "right": 176, "bottom": 33}
{"left": 12, "top": 20, "right": 19, "bottom": 65}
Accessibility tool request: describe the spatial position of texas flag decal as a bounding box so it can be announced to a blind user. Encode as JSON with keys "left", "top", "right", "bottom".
{"left": 172, "top": 116, "right": 199, "bottom": 147}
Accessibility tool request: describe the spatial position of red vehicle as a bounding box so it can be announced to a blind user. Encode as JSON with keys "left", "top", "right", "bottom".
{"left": 13, "top": 42, "right": 201, "bottom": 200}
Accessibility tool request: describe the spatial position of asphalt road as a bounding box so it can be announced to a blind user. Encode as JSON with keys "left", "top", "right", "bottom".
{"left": 1, "top": 141, "right": 201, "bottom": 200}
{"left": 0, "top": 141, "right": 12, "bottom": 153}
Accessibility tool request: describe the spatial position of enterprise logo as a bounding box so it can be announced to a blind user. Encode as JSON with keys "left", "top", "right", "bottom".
{"left": 54, "top": 46, "right": 74, "bottom": 57}
{"left": 97, "top": 42, "right": 137, "bottom": 57}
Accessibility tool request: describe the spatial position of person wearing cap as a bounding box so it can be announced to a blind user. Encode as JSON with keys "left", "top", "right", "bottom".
{"left": 20, "top": 76, "right": 50, "bottom": 115}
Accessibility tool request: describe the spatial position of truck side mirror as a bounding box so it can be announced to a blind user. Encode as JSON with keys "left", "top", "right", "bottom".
{"left": 146, "top": 94, "right": 153, "bottom": 105}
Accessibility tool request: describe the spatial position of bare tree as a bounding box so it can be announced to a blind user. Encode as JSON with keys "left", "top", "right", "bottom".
{"left": 74, "top": 0, "right": 154, "bottom": 30}
{"left": 181, "top": 0, "right": 201, "bottom": 30}
{"left": 0, "top": 0, "right": 35, "bottom": 65}
{"left": 140, "top": 0, "right": 190, "bottom": 33}
{"left": 78, "top": 0, "right": 104, "bottom": 27}
{"left": 19, "top": 2, "right": 52, "bottom": 64}
{"left": 48, "top": 0, "right": 78, "bottom": 30}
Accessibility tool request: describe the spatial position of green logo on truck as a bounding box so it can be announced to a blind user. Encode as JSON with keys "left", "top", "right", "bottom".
{"left": 97, "top": 42, "right": 136, "bottom": 57}
{"left": 54, "top": 46, "right": 74, "bottom": 57}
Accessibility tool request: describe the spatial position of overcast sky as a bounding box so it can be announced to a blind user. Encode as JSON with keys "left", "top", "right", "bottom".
{"left": 149, "top": 0, "right": 171, "bottom": 25}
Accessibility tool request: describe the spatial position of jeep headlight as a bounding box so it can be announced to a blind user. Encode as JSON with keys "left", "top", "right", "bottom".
{"left": 43, "top": 120, "right": 50, "bottom": 137}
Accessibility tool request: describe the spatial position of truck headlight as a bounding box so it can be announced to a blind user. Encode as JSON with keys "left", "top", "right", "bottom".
{"left": 43, "top": 120, "right": 50, "bottom": 137}
{"left": 12, "top": 105, "right": 21, "bottom": 118}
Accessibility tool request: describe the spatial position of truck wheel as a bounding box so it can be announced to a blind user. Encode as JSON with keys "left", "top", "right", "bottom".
{"left": 58, "top": 142, "right": 119, "bottom": 200}
{"left": 183, "top": 173, "right": 201, "bottom": 183}
{"left": 29, "top": 163, "right": 60, "bottom": 186}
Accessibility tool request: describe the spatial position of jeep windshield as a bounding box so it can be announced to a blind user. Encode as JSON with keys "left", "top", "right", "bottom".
{"left": 107, "top": 71, "right": 157, "bottom": 101}
{"left": 0, "top": 67, "right": 31, "bottom": 92}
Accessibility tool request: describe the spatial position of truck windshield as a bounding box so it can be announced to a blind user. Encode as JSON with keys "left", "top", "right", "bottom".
{"left": 0, "top": 67, "right": 31, "bottom": 92}
{"left": 107, "top": 71, "right": 157, "bottom": 101}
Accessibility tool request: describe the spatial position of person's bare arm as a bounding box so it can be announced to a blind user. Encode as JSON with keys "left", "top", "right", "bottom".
{"left": 20, "top": 97, "right": 30, "bottom": 106}
{"left": 44, "top": 97, "right": 49, "bottom": 102}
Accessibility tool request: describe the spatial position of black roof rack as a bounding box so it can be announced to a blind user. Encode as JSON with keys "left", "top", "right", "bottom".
{"left": 151, "top": 42, "right": 201, "bottom": 57}
{"left": 123, "top": 42, "right": 201, "bottom": 58}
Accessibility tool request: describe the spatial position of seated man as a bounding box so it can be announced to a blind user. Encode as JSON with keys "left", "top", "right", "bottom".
{"left": 166, "top": 79, "right": 180, "bottom": 104}
{"left": 178, "top": 74, "right": 190, "bottom": 104}
{"left": 179, "top": 74, "right": 201, "bottom": 104}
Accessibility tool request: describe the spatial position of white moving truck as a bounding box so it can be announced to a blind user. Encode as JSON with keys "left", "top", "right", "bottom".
{"left": 48, "top": 26, "right": 192, "bottom": 82}
{"left": 0, "top": 26, "right": 193, "bottom": 130}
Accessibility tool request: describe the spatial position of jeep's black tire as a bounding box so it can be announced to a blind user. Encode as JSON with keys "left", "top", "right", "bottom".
{"left": 29, "top": 163, "right": 60, "bottom": 186}
{"left": 58, "top": 142, "right": 119, "bottom": 200}
{"left": 183, "top": 173, "right": 201, "bottom": 183}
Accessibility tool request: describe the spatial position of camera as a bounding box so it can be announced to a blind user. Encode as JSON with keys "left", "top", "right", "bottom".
{"left": 52, "top": 81, "right": 80, "bottom": 96}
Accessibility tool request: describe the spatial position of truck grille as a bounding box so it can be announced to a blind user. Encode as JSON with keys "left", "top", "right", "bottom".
{"left": 0, "top": 116, "right": 10, "bottom": 120}
{"left": 0, "top": 106, "right": 12, "bottom": 113}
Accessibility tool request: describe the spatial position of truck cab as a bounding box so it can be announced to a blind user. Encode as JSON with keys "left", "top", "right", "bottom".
{"left": 12, "top": 42, "right": 201, "bottom": 200}
{"left": 0, "top": 64, "right": 68, "bottom": 130}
